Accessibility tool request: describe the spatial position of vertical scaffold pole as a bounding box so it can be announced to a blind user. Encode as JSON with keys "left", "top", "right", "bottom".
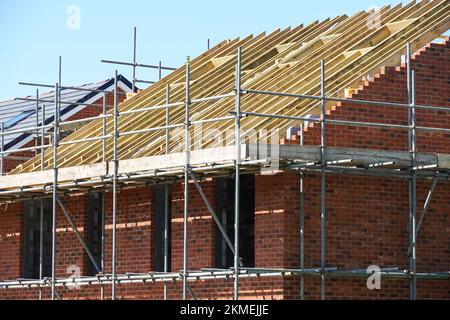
{"left": 320, "top": 59, "right": 326, "bottom": 301}
{"left": 407, "top": 42, "right": 413, "bottom": 297}
{"left": 132, "top": 27, "right": 137, "bottom": 93}
{"left": 36, "top": 88, "right": 41, "bottom": 300}
{"left": 100, "top": 91, "right": 107, "bottom": 300}
{"left": 101, "top": 91, "right": 106, "bottom": 301}
{"left": 100, "top": 92, "right": 108, "bottom": 300}
{"left": 100, "top": 191, "right": 105, "bottom": 300}
{"left": 164, "top": 83, "right": 171, "bottom": 300}
{"left": 102, "top": 92, "right": 107, "bottom": 162}
{"left": 58, "top": 57, "right": 62, "bottom": 115}
{"left": 51, "top": 83, "right": 59, "bottom": 300}
{"left": 183, "top": 58, "right": 191, "bottom": 300}
{"left": 234, "top": 46, "right": 242, "bottom": 301}
{"left": 112, "top": 70, "right": 119, "bottom": 300}
{"left": 52, "top": 59, "right": 62, "bottom": 301}
{"left": 406, "top": 43, "right": 417, "bottom": 300}
{"left": 39, "top": 103, "right": 45, "bottom": 301}
{"left": 410, "top": 70, "right": 417, "bottom": 300}
{"left": 407, "top": 44, "right": 412, "bottom": 160}
{"left": 35, "top": 89, "right": 39, "bottom": 156}
{"left": 41, "top": 105, "right": 46, "bottom": 171}
{"left": 299, "top": 123, "right": 305, "bottom": 300}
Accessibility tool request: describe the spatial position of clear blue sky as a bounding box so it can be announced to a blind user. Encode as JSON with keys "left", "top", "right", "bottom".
{"left": 0, "top": 0, "right": 410, "bottom": 101}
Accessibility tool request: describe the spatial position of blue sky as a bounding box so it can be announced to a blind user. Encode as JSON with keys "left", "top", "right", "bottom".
{"left": 0, "top": 0, "right": 410, "bottom": 101}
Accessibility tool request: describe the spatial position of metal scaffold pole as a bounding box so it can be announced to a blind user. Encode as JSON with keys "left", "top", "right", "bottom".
{"left": 102, "top": 26, "right": 175, "bottom": 87}
{"left": 41, "top": 105, "right": 46, "bottom": 169}
{"left": 234, "top": 47, "right": 242, "bottom": 300}
{"left": 0, "top": 267, "right": 448, "bottom": 290}
{"left": 58, "top": 57, "right": 62, "bottom": 116}
{"left": 101, "top": 92, "right": 107, "bottom": 300}
{"left": 112, "top": 70, "right": 119, "bottom": 300}
{"left": 407, "top": 43, "right": 412, "bottom": 275}
{"left": 102, "top": 92, "right": 107, "bottom": 162}
{"left": 51, "top": 57, "right": 62, "bottom": 300}
{"left": 320, "top": 59, "right": 326, "bottom": 301}
{"left": 35, "top": 89, "right": 39, "bottom": 157}
{"left": 38, "top": 206, "right": 44, "bottom": 300}
{"left": 407, "top": 43, "right": 412, "bottom": 161}
{"left": 51, "top": 82, "right": 59, "bottom": 300}
{"left": 164, "top": 83, "right": 171, "bottom": 300}
{"left": 299, "top": 123, "right": 305, "bottom": 300}
{"left": 183, "top": 58, "right": 191, "bottom": 300}
{"left": 51, "top": 60, "right": 63, "bottom": 299}
{"left": 132, "top": 27, "right": 137, "bottom": 93}
{"left": 100, "top": 191, "right": 105, "bottom": 300}
{"left": 234, "top": 46, "right": 242, "bottom": 301}
{"left": 39, "top": 101, "right": 45, "bottom": 301}
{"left": 406, "top": 43, "right": 417, "bottom": 300}
{"left": 410, "top": 76, "right": 418, "bottom": 300}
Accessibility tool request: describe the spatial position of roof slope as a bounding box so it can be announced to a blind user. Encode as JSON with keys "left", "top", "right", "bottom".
{"left": 0, "top": 76, "right": 133, "bottom": 151}
{"left": 11, "top": 0, "right": 450, "bottom": 174}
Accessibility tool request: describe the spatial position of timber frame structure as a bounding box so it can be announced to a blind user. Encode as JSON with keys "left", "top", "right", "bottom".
{"left": 0, "top": 0, "right": 449, "bottom": 300}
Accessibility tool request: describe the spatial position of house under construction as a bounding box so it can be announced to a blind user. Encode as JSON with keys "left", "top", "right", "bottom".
{"left": 0, "top": 0, "right": 449, "bottom": 300}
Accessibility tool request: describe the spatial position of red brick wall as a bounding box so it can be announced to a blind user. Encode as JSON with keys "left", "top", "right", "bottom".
{"left": 171, "top": 180, "right": 216, "bottom": 271}
{"left": 255, "top": 173, "right": 300, "bottom": 269}
{"left": 0, "top": 202, "right": 23, "bottom": 280}
{"left": 300, "top": 40, "right": 450, "bottom": 153}
{"left": 0, "top": 39, "right": 449, "bottom": 300}
{"left": 0, "top": 183, "right": 288, "bottom": 301}
{"left": 284, "top": 174, "right": 450, "bottom": 300}
{"left": 279, "top": 37, "right": 450, "bottom": 299}
{"left": 2, "top": 144, "right": 38, "bottom": 174}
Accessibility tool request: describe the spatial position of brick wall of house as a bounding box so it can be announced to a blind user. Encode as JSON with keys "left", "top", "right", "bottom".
{"left": 0, "top": 184, "right": 288, "bottom": 300}
{"left": 0, "top": 39, "right": 449, "bottom": 300}
{"left": 280, "top": 37, "right": 450, "bottom": 299}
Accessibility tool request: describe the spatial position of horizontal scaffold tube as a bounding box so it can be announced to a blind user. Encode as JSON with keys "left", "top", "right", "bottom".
{"left": 0, "top": 267, "right": 448, "bottom": 289}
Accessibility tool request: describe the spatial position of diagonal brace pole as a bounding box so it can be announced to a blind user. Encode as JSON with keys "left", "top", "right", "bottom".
{"left": 407, "top": 177, "right": 438, "bottom": 256}
{"left": 56, "top": 196, "right": 102, "bottom": 274}
{"left": 186, "top": 283, "right": 198, "bottom": 300}
{"left": 416, "top": 177, "right": 438, "bottom": 236}
{"left": 190, "top": 172, "right": 243, "bottom": 267}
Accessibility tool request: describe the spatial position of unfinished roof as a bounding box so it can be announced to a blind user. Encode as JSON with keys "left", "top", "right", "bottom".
{"left": 9, "top": 0, "right": 450, "bottom": 176}
{"left": 0, "top": 76, "right": 133, "bottom": 152}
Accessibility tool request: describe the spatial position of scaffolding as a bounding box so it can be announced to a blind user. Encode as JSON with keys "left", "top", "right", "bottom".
{"left": 0, "top": 6, "right": 449, "bottom": 301}
{"left": 102, "top": 26, "right": 177, "bottom": 91}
